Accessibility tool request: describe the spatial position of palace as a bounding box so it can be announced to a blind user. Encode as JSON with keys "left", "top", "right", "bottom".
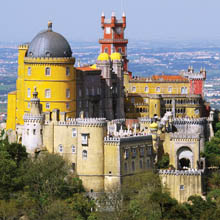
{"left": 5, "top": 13, "right": 214, "bottom": 202}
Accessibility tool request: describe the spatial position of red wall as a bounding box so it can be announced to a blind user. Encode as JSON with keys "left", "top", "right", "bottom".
{"left": 190, "top": 80, "right": 204, "bottom": 96}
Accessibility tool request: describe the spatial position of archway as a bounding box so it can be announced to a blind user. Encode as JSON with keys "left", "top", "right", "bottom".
{"left": 177, "top": 147, "right": 193, "bottom": 170}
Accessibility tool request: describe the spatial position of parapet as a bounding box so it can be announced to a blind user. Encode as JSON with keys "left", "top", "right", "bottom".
{"left": 18, "top": 44, "right": 29, "bottom": 50}
{"left": 159, "top": 169, "right": 203, "bottom": 176}
{"left": 23, "top": 113, "right": 44, "bottom": 122}
{"left": 104, "top": 134, "right": 152, "bottom": 144}
{"left": 173, "top": 118, "right": 207, "bottom": 125}
{"left": 24, "top": 56, "right": 75, "bottom": 65}
{"left": 58, "top": 117, "right": 107, "bottom": 127}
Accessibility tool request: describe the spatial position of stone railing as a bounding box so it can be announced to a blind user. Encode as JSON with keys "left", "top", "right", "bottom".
{"left": 159, "top": 169, "right": 203, "bottom": 176}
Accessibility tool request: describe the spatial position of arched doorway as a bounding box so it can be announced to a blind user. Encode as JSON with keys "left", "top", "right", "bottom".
{"left": 177, "top": 147, "right": 193, "bottom": 170}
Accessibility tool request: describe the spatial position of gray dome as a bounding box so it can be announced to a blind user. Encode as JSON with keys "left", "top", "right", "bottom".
{"left": 27, "top": 23, "right": 72, "bottom": 58}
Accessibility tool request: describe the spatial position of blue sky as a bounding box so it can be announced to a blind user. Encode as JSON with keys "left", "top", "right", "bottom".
{"left": 1, "top": 0, "right": 220, "bottom": 42}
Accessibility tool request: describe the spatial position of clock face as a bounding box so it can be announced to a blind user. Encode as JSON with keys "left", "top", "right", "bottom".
{"left": 115, "top": 27, "right": 122, "bottom": 34}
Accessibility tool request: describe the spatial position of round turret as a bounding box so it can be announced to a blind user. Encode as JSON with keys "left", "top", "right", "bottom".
{"left": 97, "top": 53, "right": 110, "bottom": 61}
{"left": 111, "top": 52, "right": 122, "bottom": 61}
{"left": 27, "top": 22, "right": 72, "bottom": 58}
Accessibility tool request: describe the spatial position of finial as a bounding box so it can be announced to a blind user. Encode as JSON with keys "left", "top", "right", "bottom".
{"left": 48, "top": 21, "right": 52, "bottom": 31}
{"left": 122, "top": 11, "right": 126, "bottom": 17}
{"left": 112, "top": 11, "right": 116, "bottom": 17}
{"left": 32, "top": 87, "right": 38, "bottom": 99}
{"left": 102, "top": 12, "right": 105, "bottom": 17}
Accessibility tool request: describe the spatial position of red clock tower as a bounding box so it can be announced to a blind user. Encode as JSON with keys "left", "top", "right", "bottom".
{"left": 99, "top": 12, "right": 129, "bottom": 71}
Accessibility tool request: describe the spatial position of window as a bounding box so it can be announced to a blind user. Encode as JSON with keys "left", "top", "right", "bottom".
{"left": 146, "top": 159, "right": 150, "bottom": 168}
{"left": 79, "top": 89, "right": 82, "bottom": 97}
{"left": 180, "top": 185, "right": 184, "bottom": 190}
{"left": 105, "top": 27, "right": 111, "bottom": 34}
{"left": 79, "top": 101, "right": 82, "bottom": 108}
{"left": 124, "top": 162, "right": 128, "bottom": 172}
{"left": 104, "top": 47, "right": 108, "bottom": 53}
{"left": 45, "top": 67, "right": 51, "bottom": 76}
{"left": 132, "top": 161, "right": 135, "bottom": 172}
{"left": 46, "top": 102, "right": 50, "bottom": 109}
{"left": 33, "top": 129, "right": 36, "bottom": 135}
{"left": 86, "top": 88, "right": 89, "bottom": 96}
{"left": 28, "top": 102, "right": 30, "bottom": 108}
{"left": 27, "top": 88, "right": 31, "bottom": 98}
{"left": 147, "top": 147, "right": 152, "bottom": 156}
{"left": 58, "top": 145, "right": 63, "bottom": 153}
{"left": 72, "top": 163, "right": 76, "bottom": 171}
{"left": 72, "top": 128, "right": 77, "bottom": 137}
{"left": 66, "top": 103, "right": 70, "bottom": 109}
{"left": 156, "top": 87, "right": 160, "bottom": 92}
{"left": 140, "top": 148, "right": 145, "bottom": 157}
{"left": 131, "top": 98, "right": 135, "bottom": 104}
{"left": 124, "top": 149, "right": 129, "bottom": 159}
{"left": 132, "top": 148, "right": 137, "bottom": 158}
{"left": 168, "top": 87, "right": 172, "bottom": 93}
{"left": 40, "top": 129, "right": 43, "bottom": 135}
{"left": 86, "top": 100, "right": 89, "bottom": 108}
{"left": 145, "top": 86, "right": 149, "bottom": 93}
{"left": 27, "top": 129, "right": 29, "bottom": 135}
{"left": 66, "top": 88, "right": 70, "bottom": 98}
{"left": 45, "top": 89, "right": 51, "bottom": 98}
{"left": 91, "top": 88, "right": 95, "bottom": 96}
{"left": 181, "top": 87, "right": 187, "bottom": 94}
{"left": 140, "top": 160, "right": 143, "bottom": 169}
{"left": 118, "top": 47, "right": 122, "bottom": 53}
{"left": 72, "top": 145, "right": 76, "bottom": 153}
{"left": 81, "top": 134, "right": 89, "bottom": 146}
{"left": 82, "top": 150, "right": 87, "bottom": 159}
{"left": 97, "top": 88, "right": 100, "bottom": 95}
{"left": 66, "top": 67, "right": 70, "bottom": 76}
{"left": 132, "top": 86, "right": 136, "bottom": 92}
{"left": 28, "top": 67, "right": 31, "bottom": 76}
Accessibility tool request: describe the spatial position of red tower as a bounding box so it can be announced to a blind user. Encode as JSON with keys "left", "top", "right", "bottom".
{"left": 99, "top": 12, "right": 129, "bottom": 71}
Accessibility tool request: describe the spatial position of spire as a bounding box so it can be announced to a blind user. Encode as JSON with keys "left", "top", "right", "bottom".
{"left": 112, "top": 11, "right": 116, "bottom": 17}
{"left": 30, "top": 87, "right": 41, "bottom": 115}
{"left": 48, "top": 21, "right": 52, "bottom": 31}
{"left": 101, "top": 12, "right": 105, "bottom": 17}
{"left": 122, "top": 11, "right": 126, "bottom": 17}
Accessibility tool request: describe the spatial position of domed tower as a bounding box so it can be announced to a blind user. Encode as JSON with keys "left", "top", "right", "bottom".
{"left": 7, "top": 21, "right": 76, "bottom": 130}
{"left": 111, "top": 52, "right": 125, "bottom": 118}
{"left": 22, "top": 88, "right": 44, "bottom": 154}
{"left": 96, "top": 53, "right": 114, "bottom": 120}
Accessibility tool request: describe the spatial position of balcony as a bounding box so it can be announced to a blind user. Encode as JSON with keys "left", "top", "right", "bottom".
{"left": 99, "top": 39, "right": 128, "bottom": 44}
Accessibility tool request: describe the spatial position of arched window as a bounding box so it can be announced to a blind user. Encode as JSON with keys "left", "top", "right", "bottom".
{"left": 28, "top": 67, "right": 31, "bottom": 76}
{"left": 66, "top": 88, "right": 70, "bottom": 98}
{"left": 72, "top": 145, "right": 76, "bottom": 154}
{"left": 124, "top": 162, "right": 128, "bottom": 172}
{"left": 132, "top": 161, "right": 135, "bottom": 172}
{"left": 66, "top": 67, "right": 70, "bottom": 76}
{"left": 45, "top": 89, "right": 51, "bottom": 98}
{"left": 139, "top": 160, "right": 143, "bottom": 169}
{"left": 145, "top": 86, "right": 149, "bottom": 93}
{"left": 58, "top": 145, "right": 63, "bottom": 153}
{"left": 82, "top": 150, "right": 87, "bottom": 159}
{"left": 45, "top": 67, "right": 51, "bottom": 76}
{"left": 27, "top": 88, "right": 31, "bottom": 98}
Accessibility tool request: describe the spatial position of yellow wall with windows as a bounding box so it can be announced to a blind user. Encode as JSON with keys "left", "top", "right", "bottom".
{"left": 6, "top": 45, "right": 76, "bottom": 130}
{"left": 6, "top": 92, "right": 17, "bottom": 130}
{"left": 126, "top": 81, "right": 190, "bottom": 95}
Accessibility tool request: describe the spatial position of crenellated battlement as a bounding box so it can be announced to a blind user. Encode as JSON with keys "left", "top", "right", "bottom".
{"left": 159, "top": 169, "right": 203, "bottom": 176}
{"left": 18, "top": 44, "right": 29, "bottom": 49}
{"left": 24, "top": 56, "right": 75, "bottom": 64}
{"left": 23, "top": 113, "right": 44, "bottom": 122}
{"left": 57, "top": 117, "right": 107, "bottom": 127}
{"left": 104, "top": 134, "right": 152, "bottom": 144}
{"left": 139, "top": 117, "right": 152, "bottom": 123}
{"left": 173, "top": 118, "right": 207, "bottom": 125}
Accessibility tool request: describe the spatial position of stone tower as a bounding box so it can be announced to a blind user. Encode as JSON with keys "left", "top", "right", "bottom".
{"left": 22, "top": 88, "right": 44, "bottom": 154}
{"left": 99, "top": 12, "right": 128, "bottom": 71}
